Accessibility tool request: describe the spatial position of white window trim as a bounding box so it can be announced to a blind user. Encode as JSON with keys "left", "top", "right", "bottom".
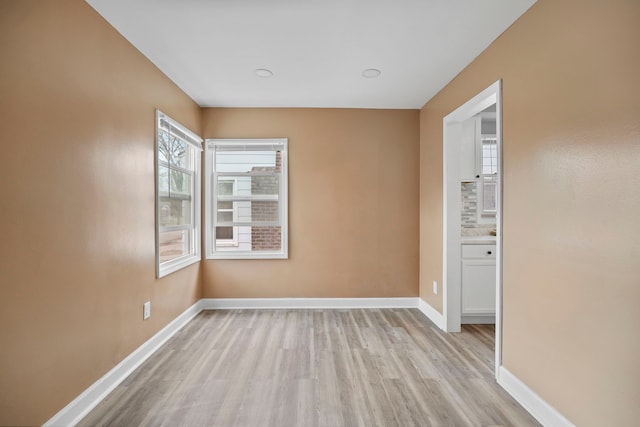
{"left": 204, "top": 138, "right": 288, "bottom": 260}
{"left": 155, "top": 110, "right": 203, "bottom": 278}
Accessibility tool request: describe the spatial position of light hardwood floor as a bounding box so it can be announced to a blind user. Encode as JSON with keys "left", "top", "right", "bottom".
{"left": 80, "top": 309, "right": 540, "bottom": 427}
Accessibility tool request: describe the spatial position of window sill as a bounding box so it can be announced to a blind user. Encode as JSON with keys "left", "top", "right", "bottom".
{"left": 158, "top": 255, "right": 200, "bottom": 278}
{"left": 206, "top": 251, "right": 288, "bottom": 260}
{"left": 215, "top": 241, "right": 239, "bottom": 247}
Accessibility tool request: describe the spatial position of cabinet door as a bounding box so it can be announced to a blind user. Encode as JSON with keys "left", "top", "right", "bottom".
{"left": 461, "top": 259, "right": 496, "bottom": 315}
{"left": 460, "top": 116, "right": 479, "bottom": 181}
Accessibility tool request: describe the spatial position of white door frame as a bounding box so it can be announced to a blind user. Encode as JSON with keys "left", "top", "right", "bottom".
{"left": 442, "top": 80, "right": 503, "bottom": 374}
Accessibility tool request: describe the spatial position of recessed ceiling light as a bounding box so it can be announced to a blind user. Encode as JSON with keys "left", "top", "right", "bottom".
{"left": 255, "top": 68, "right": 273, "bottom": 78}
{"left": 362, "top": 68, "right": 381, "bottom": 78}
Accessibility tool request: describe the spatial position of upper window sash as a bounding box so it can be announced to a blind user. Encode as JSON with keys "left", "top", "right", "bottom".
{"left": 212, "top": 141, "right": 286, "bottom": 152}
{"left": 157, "top": 111, "right": 203, "bottom": 151}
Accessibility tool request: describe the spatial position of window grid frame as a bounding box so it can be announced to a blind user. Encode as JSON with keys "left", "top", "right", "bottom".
{"left": 205, "top": 138, "right": 288, "bottom": 260}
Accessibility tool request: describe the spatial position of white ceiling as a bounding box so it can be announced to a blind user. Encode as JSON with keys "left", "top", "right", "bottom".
{"left": 86, "top": 0, "right": 536, "bottom": 109}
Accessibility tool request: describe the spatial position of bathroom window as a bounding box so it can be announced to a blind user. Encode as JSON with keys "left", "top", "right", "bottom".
{"left": 482, "top": 176, "right": 497, "bottom": 214}
{"left": 481, "top": 137, "right": 498, "bottom": 175}
{"left": 480, "top": 136, "right": 498, "bottom": 216}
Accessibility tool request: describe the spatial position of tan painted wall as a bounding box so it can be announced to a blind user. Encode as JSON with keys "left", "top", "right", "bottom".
{"left": 0, "top": 1, "right": 202, "bottom": 425}
{"left": 201, "top": 108, "right": 419, "bottom": 298}
{"left": 419, "top": 0, "right": 640, "bottom": 425}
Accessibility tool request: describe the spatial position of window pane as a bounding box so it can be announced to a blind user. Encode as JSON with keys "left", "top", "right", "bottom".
{"left": 159, "top": 197, "right": 192, "bottom": 227}
{"left": 218, "top": 181, "right": 234, "bottom": 195}
{"left": 483, "top": 178, "right": 497, "bottom": 213}
{"left": 216, "top": 150, "right": 277, "bottom": 173}
{"left": 158, "top": 129, "right": 170, "bottom": 163}
{"left": 170, "top": 137, "right": 189, "bottom": 169}
{"left": 214, "top": 226, "right": 281, "bottom": 252}
{"left": 214, "top": 200, "right": 279, "bottom": 224}
{"left": 216, "top": 226, "right": 234, "bottom": 240}
{"left": 158, "top": 165, "right": 169, "bottom": 197}
{"left": 159, "top": 229, "right": 190, "bottom": 263}
{"left": 215, "top": 200, "right": 246, "bottom": 224}
{"left": 482, "top": 139, "right": 498, "bottom": 175}
{"left": 251, "top": 175, "right": 279, "bottom": 196}
{"left": 217, "top": 176, "right": 280, "bottom": 197}
{"left": 250, "top": 201, "right": 279, "bottom": 222}
{"left": 251, "top": 226, "right": 281, "bottom": 251}
{"left": 218, "top": 211, "right": 233, "bottom": 222}
{"left": 170, "top": 170, "right": 192, "bottom": 196}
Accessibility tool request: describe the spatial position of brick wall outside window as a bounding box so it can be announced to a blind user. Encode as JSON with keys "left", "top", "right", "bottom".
{"left": 251, "top": 151, "right": 282, "bottom": 250}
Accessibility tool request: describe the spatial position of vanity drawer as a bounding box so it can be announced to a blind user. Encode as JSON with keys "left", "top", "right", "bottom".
{"left": 462, "top": 244, "right": 496, "bottom": 259}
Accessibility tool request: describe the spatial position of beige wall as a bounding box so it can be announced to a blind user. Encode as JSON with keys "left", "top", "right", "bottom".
{"left": 419, "top": 0, "right": 640, "bottom": 425}
{"left": 4, "top": 0, "right": 638, "bottom": 425}
{"left": 0, "top": 1, "right": 201, "bottom": 425}
{"left": 201, "top": 108, "right": 419, "bottom": 298}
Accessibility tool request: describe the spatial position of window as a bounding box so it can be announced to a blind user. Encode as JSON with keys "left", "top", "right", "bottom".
{"left": 215, "top": 178, "right": 238, "bottom": 246}
{"left": 480, "top": 136, "right": 498, "bottom": 216}
{"left": 481, "top": 137, "right": 498, "bottom": 175}
{"left": 156, "top": 110, "right": 202, "bottom": 277}
{"left": 205, "top": 139, "right": 288, "bottom": 259}
{"left": 482, "top": 176, "right": 497, "bottom": 213}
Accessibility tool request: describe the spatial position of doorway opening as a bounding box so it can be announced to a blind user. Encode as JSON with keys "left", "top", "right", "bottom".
{"left": 442, "top": 80, "right": 503, "bottom": 375}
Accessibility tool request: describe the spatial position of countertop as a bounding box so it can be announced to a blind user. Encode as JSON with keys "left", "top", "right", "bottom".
{"left": 460, "top": 235, "right": 497, "bottom": 244}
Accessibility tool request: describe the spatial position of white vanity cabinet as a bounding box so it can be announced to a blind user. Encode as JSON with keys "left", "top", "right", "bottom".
{"left": 461, "top": 243, "right": 496, "bottom": 323}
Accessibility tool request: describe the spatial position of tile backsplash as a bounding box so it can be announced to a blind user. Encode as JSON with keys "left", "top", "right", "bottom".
{"left": 461, "top": 182, "right": 477, "bottom": 226}
{"left": 461, "top": 181, "right": 495, "bottom": 236}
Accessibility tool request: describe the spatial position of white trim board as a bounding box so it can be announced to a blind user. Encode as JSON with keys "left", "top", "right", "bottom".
{"left": 417, "top": 298, "right": 445, "bottom": 330}
{"left": 442, "top": 79, "right": 504, "bottom": 377}
{"left": 497, "top": 366, "right": 575, "bottom": 427}
{"left": 43, "top": 301, "right": 204, "bottom": 427}
{"left": 461, "top": 314, "right": 496, "bottom": 324}
{"left": 200, "top": 297, "right": 419, "bottom": 310}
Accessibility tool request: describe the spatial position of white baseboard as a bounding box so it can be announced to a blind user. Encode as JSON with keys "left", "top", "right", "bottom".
{"left": 497, "top": 366, "right": 575, "bottom": 427}
{"left": 200, "top": 297, "right": 419, "bottom": 310}
{"left": 461, "top": 314, "right": 496, "bottom": 324}
{"left": 417, "top": 298, "right": 445, "bottom": 330}
{"left": 43, "top": 301, "right": 204, "bottom": 427}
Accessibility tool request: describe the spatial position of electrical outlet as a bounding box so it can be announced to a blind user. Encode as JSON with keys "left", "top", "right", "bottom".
{"left": 143, "top": 301, "right": 151, "bottom": 320}
{"left": 432, "top": 281, "right": 438, "bottom": 295}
